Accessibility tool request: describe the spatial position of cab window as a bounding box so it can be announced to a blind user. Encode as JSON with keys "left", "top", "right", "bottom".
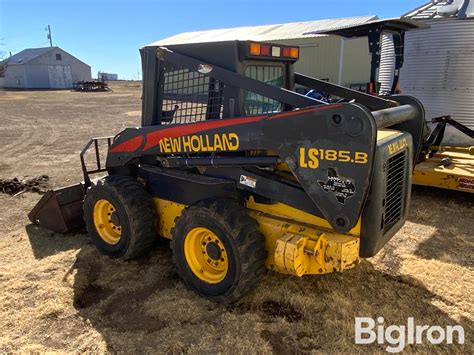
{"left": 244, "top": 65, "right": 284, "bottom": 115}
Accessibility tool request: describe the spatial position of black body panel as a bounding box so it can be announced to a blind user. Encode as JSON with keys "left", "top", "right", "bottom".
{"left": 360, "top": 131, "right": 413, "bottom": 257}
{"left": 140, "top": 165, "right": 237, "bottom": 204}
{"left": 204, "top": 167, "right": 324, "bottom": 218}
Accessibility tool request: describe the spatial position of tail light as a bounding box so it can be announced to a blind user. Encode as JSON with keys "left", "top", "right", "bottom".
{"left": 260, "top": 44, "right": 271, "bottom": 56}
{"left": 247, "top": 42, "right": 299, "bottom": 60}
{"left": 271, "top": 46, "right": 281, "bottom": 57}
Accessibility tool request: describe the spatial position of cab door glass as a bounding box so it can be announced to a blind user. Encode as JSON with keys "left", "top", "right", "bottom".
{"left": 244, "top": 65, "right": 284, "bottom": 115}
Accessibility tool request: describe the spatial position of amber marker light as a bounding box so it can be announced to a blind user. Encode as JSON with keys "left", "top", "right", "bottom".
{"left": 290, "top": 47, "right": 299, "bottom": 59}
{"left": 249, "top": 43, "right": 261, "bottom": 56}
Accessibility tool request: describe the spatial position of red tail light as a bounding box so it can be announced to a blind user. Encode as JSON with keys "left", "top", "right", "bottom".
{"left": 260, "top": 45, "right": 271, "bottom": 56}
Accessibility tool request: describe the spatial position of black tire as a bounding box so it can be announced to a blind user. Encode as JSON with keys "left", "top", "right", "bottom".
{"left": 83, "top": 175, "right": 156, "bottom": 260}
{"left": 171, "top": 199, "right": 266, "bottom": 302}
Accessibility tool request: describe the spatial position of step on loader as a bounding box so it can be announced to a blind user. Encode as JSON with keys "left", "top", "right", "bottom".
{"left": 30, "top": 19, "right": 428, "bottom": 302}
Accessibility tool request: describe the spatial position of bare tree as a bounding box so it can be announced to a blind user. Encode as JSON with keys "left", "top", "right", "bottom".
{"left": 0, "top": 57, "right": 8, "bottom": 77}
{"left": 0, "top": 39, "right": 9, "bottom": 77}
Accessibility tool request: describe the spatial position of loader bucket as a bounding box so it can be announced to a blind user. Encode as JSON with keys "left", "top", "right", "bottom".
{"left": 28, "top": 183, "right": 85, "bottom": 233}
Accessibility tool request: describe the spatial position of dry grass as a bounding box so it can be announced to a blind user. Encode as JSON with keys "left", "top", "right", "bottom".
{"left": 0, "top": 83, "right": 472, "bottom": 353}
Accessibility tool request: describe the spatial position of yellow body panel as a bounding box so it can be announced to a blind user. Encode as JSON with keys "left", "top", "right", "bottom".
{"left": 246, "top": 195, "right": 361, "bottom": 236}
{"left": 377, "top": 128, "right": 401, "bottom": 141}
{"left": 153, "top": 198, "right": 186, "bottom": 238}
{"left": 251, "top": 212, "right": 359, "bottom": 275}
{"left": 413, "top": 149, "right": 474, "bottom": 193}
{"left": 153, "top": 196, "right": 360, "bottom": 277}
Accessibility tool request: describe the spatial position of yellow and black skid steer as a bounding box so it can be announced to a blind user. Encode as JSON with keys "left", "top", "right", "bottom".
{"left": 29, "top": 19, "right": 428, "bottom": 302}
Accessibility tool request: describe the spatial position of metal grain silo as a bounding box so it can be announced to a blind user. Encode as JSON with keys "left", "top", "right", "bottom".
{"left": 401, "top": 0, "right": 474, "bottom": 144}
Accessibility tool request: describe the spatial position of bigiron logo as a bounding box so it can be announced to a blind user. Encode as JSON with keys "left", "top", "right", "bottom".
{"left": 355, "top": 317, "right": 465, "bottom": 353}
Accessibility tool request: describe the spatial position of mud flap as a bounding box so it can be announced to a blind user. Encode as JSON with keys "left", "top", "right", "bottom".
{"left": 28, "top": 183, "right": 85, "bottom": 233}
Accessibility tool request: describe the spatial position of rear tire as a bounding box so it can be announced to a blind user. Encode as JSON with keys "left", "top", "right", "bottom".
{"left": 171, "top": 199, "right": 266, "bottom": 302}
{"left": 83, "top": 175, "right": 156, "bottom": 260}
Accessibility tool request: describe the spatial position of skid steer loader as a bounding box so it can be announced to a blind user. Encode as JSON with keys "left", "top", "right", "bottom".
{"left": 29, "top": 19, "right": 428, "bottom": 302}
{"left": 314, "top": 18, "right": 474, "bottom": 193}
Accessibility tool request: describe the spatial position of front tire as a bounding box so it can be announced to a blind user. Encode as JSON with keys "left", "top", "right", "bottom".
{"left": 83, "top": 175, "right": 156, "bottom": 260}
{"left": 171, "top": 199, "right": 266, "bottom": 302}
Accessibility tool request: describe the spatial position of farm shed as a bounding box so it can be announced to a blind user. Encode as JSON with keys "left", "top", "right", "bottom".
{"left": 100, "top": 73, "right": 118, "bottom": 81}
{"left": 0, "top": 47, "right": 91, "bottom": 89}
{"left": 150, "top": 16, "right": 378, "bottom": 89}
{"left": 400, "top": 0, "right": 474, "bottom": 143}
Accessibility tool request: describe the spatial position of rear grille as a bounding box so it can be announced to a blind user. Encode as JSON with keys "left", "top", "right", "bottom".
{"left": 383, "top": 151, "right": 407, "bottom": 234}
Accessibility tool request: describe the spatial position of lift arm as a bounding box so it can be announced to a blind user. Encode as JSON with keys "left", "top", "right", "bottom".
{"left": 294, "top": 73, "right": 399, "bottom": 110}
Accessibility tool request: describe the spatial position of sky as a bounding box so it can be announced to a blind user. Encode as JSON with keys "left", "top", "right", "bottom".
{"left": 0, "top": 0, "right": 425, "bottom": 79}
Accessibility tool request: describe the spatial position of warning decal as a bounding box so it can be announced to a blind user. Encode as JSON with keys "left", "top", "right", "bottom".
{"left": 318, "top": 168, "right": 356, "bottom": 204}
{"left": 240, "top": 174, "right": 257, "bottom": 189}
{"left": 459, "top": 178, "right": 474, "bottom": 190}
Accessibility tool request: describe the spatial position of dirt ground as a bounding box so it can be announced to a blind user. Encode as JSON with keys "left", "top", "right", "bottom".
{"left": 0, "top": 83, "right": 472, "bottom": 353}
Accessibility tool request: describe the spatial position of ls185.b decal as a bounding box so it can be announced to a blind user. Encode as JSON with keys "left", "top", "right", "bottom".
{"left": 299, "top": 147, "right": 368, "bottom": 169}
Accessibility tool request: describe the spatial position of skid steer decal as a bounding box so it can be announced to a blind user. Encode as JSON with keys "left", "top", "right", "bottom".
{"left": 459, "top": 178, "right": 474, "bottom": 190}
{"left": 317, "top": 168, "right": 356, "bottom": 204}
{"left": 387, "top": 137, "right": 409, "bottom": 156}
{"left": 239, "top": 175, "right": 257, "bottom": 188}
{"left": 110, "top": 135, "right": 143, "bottom": 153}
{"left": 299, "top": 147, "right": 369, "bottom": 169}
{"left": 159, "top": 133, "right": 239, "bottom": 153}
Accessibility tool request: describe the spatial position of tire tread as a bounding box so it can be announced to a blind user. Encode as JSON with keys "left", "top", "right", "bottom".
{"left": 171, "top": 199, "right": 266, "bottom": 302}
{"left": 84, "top": 175, "right": 155, "bottom": 260}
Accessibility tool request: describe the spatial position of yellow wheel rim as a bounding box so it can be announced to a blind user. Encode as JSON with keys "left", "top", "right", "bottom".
{"left": 93, "top": 199, "right": 122, "bottom": 245}
{"left": 184, "top": 227, "right": 228, "bottom": 284}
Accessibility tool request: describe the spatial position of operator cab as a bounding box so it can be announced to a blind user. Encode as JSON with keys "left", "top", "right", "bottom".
{"left": 240, "top": 42, "right": 299, "bottom": 116}
{"left": 140, "top": 40, "right": 304, "bottom": 126}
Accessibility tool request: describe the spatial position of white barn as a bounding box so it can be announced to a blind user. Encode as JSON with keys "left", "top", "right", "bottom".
{"left": 0, "top": 47, "right": 91, "bottom": 89}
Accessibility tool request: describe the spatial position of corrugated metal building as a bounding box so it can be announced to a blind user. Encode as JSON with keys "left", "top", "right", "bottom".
{"left": 0, "top": 47, "right": 91, "bottom": 89}
{"left": 151, "top": 16, "right": 377, "bottom": 88}
{"left": 400, "top": 0, "right": 474, "bottom": 144}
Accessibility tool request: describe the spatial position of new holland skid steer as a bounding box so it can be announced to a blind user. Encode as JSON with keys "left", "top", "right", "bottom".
{"left": 30, "top": 19, "right": 428, "bottom": 302}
